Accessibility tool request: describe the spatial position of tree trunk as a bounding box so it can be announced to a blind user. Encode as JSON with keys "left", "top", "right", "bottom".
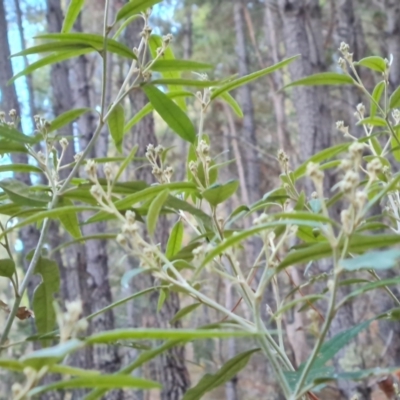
{"left": 124, "top": 16, "right": 190, "bottom": 400}
{"left": 233, "top": 0, "right": 259, "bottom": 204}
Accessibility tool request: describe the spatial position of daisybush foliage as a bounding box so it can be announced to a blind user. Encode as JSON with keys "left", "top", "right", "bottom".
{"left": 1, "top": 1, "right": 400, "bottom": 399}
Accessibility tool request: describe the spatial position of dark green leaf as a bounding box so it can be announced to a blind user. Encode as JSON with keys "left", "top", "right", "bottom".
{"left": 33, "top": 258, "right": 60, "bottom": 344}
{"left": 116, "top": 0, "right": 163, "bottom": 21}
{"left": 0, "top": 124, "right": 39, "bottom": 144}
{"left": 166, "top": 220, "right": 184, "bottom": 259}
{"left": 143, "top": 85, "right": 196, "bottom": 143}
{"left": 389, "top": 85, "right": 400, "bottom": 110}
{"left": 284, "top": 72, "right": 354, "bottom": 88}
{"left": 0, "top": 259, "right": 16, "bottom": 278}
{"left": 0, "top": 179, "right": 51, "bottom": 207}
{"left": 212, "top": 55, "right": 299, "bottom": 100}
{"left": 202, "top": 180, "right": 239, "bottom": 206}
{"left": 182, "top": 349, "right": 259, "bottom": 400}
{"left": 0, "top": 140, "right": 29, "bottom": 155}
{"left": 0, "top": 164, "right": 41, "bottom": 174}
{"left": 147, "top": 189, "right": 169, "bottom": 236}
{"left": 108, "top": 104, "right": 125, "bottom": 153}
{"left": 57, "top": 199, "right": 82, "bottom": 239}
{"left": 62, "top": 0, "right": 85, "bottom": 33}
{"left": 49, "top": 108, "right": 91, "bottom": 133}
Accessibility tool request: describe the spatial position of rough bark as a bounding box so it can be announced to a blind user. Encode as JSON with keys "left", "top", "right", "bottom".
{"left": 233, "top": 0, "right": 259, "bottom": 204}
{"left": 124, "top": 16, "right": 190, "bottom": 400}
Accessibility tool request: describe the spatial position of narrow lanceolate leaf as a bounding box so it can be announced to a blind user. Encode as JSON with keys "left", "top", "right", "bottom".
{"left": 202, "top": 180, "right": 239, "bottom": 206}
{"left": 29, "top": 375, "right": 161, "bottom": 397}
{"left": 170, "top": 303, "right": 201, "bottom": 324}
{"left": 8, "top": 48, "right": 92, "bottom": 84}
{"left": 157, "top": 288, "right": 168, "bottom": 312}
{"left": 370, "top": 80, "right": 385, "bottom": 118}
{"left": 0, "top": 259, "right": 16, "bottom": 278}
{"left": 124, "top": 91, "right": 194, "bottom": 133}
{"left": 183, "top": 349, "right": 259, "bottom": 400}
{"left": 166, "top": 220, "right": 184, "bottom": 259}
{"left": 33, "top": 258, "right": 61, "bottom": 345}
{"left": 108, "top": 104, "right": 125, "bottom": 153}
{"left": 11, "top": 42, "right": 92, "bottom": 58}
{"left": 87, "top": 329, "right": 252, "bottom": 344}
{"left": 34, "top": 33, "right": 137, "bottom": 59}
{"left": 114, "top": 145, "right": 138, "bottom": 183}
{"left": 147, "top": 189, "right": 169, "bottom": 236}
{"left": 0, "top": 140, "right": 28, "bottom": 155}
{"left": 21, "top": 339, "right": 83, "bottom": 370}
{"left": 355, "top": 56, "right": 387, "bottom": 73}
{"left": 0, "top": 164, "right": 41, "bottom": 174}
{"left": 143, "top": 85, "right": 196, "bottom": 143}
{"left": 389, "top": 85, "right": 400, "bottom": 110}
{"left": 0, "top": 124, "right": 40, "bottom": 145}
{"left": 116, "top": 0, "right": 163, "bottom": 21}
{"left": 211, "top": 55, "right": 299, "bottom": 100}
{"left": 357, "top": 116, "right": 387, "bottom": 127}
{"left": 220, "top": 92, "right": 243, "bottom": 117}
{"left": 49, "top": 108, "right": 91, "bottom": 133}
{"left": 340, "top": 249, "right": 400, "bottom": 271}
{"left": 284, "top": 72, "right": 354, "bottom": 89}
{"left": 62, "top": 0, "right": 85, "bottom": 33}
{"left": 148, "top": 78, "right": 219, "bottom": 88}
{"left": 150, "top": 59, "right": 213, "bottom": 72}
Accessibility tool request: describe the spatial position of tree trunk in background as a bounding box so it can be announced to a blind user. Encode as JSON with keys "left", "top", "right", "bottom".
{"left": 125, "top": 16, "right": 190, "bottom": 400}
{"left": 0, "top": 0, "right": 41, "bottom": 316}
{"left": 264, "top": 1, "right": 292, "bottom": 155}
{"left": 233, "top": 0, "right": 259, "bottom": 204}
{"left": 383, "top": 0, "right": 400, "bottom": 89}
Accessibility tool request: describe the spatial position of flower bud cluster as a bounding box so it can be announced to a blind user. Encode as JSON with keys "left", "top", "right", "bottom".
{"left": 56, "top": 299, "right": 88, "bottom": 343}
{"left": 146, "top": 144, "right": 174, "bottom": 183}
{"left": 277, "top": 149, "right": 290, "bottom": 173}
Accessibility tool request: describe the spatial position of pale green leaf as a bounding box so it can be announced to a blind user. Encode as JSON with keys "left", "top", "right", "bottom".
{"left": 355, "top": 56, "right": 387, "bottom": 73}
{"left": 202, "top": 180, "right": 239, "bottom": 206}
{"left": 151, "top": 59, "right": 213, "bottom": 72}
{"left": 284, "top": 72, "right": 354, "bottom": 88}
{"left": 108, "top": 104, "right": 125, "bottom": 153}
{"left": 166, "top": 220, "right": 184, "bottom": 259}
{"left": 49, "top": 108, "right": 91, "bottom": 133}
{"left": 62, "top": 0, "right": 85, "bottom": 33}
{"left": 147, "top": 189, "right": 169, "bottom": 236}
{"left": 116, "top": 0, "right": 163, "bottom": 21}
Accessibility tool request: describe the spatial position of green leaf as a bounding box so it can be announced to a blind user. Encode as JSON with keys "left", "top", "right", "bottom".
{"left": 0, "top": 164, "right": 41, "bottom": 174}
{"left": 121, "top": 268, "right": 147, "bottom": 289}
{"left": 114, "top": 145, "right": 138, "bottom": 183}
{"left": 284, "top": 72, "right": 354, "bottom": 88}
{"left": 29, "top": 375, "right": 160, "bottom": 397}
{"left": 87, "top": 329, "right": 252, "bottom": 344}
{"left": 84, "top": 340, "right": 182, "bottom": 400}
{"left": 220, "top": 92, "right": 243, "bottom": 117}
{"left": 389, "top": 85, "right": 400, "bottom": 110}
{"left": 355, "top": 56, "right": 387, "bottom": 73}
{"left": 34, "top": 33, "right": 137, "bottom": 59}
{"left": 0, "top": 179, "right": 51, "bottom": 207}
{"left": 11, "top": 43, "right": 94, "bottom": 58}
{"left": 0, "top": 259, "right": 16, "bottom": 278}
{"left": 124, "top": 91, "right": 193, "bottom": 133}
{"left": 157, "top": 288, "right": 168, "bottom": 312}
{"left": 392, "top": 136, "right": 400, "bottom": 162}
{"left": 58, "top": 199, "right": 82, "bottom": 239}
{"left": 116, "top": 0, "right": 163, "bottom": 21}
{"left": 151, "top": 60, "right": 213, "bottom": 72}
{"left": 202, "top": 180, "right": 239, "bottom": 206}
{"left": 148, "top": 34, "right": 186, "bottom": 110}
{"left": 0, "top": 359, "right": 24, "bottom": 372}
{"left": 0, "top": 140, "right": 29, "bottom": 155}
{"left": 148, "top": 79, "right": 219, "bottom": 88}
{"left": 370, "top": 80, "right": 385, "bottom": 118}
{"left": 62, "top": 0, "right": 85, "bottom": 33}
{"left": 170, "top": 303, "right": 201, "bottom": 325}
{"left": 49, "top": 108, "right": 91, "bottom": 133}
{"left": 108, "top": 104, "right": 125, "bottom": 153}
{"left": 211, "top": 55, "right": 299, "bottom": 100}
{"left": 143, "top": 85, "right": 196, "bottom": 143}
{"left": 21, "top": 339, "right": 83, "bottom": 370}
{"left": 8, "top": 49, "right": 92, "bottom": 84}
{"left": 33, "top": 258, "right": 60, "bottom": 344}
{"left": 183, "top": 349, "right": 259, "bottom": 400}
{"left": 340, "top": 249, "right": 400, "bottom": 271}
{"left": 278, "top": 234, "right": 400, "bottom": 270}
{"left": 357, "top": 116, "right": 387, "bottom": 127}
{"left": 0, "top": 124, "right": 40, "bottom": 144}
{"left": 147, "top": 189, "right": 169, "bottom": 236}
{"left": 166, "top": 220, "right": 184, "bottom": 259}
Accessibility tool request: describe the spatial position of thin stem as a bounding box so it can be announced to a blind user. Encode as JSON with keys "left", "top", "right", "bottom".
{"left": 100, "top": 0, "right": 111, "bottom": 118}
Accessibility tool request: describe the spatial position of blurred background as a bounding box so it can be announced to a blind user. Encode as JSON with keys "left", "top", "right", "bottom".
{"left": 0, "top": 0, "right": 399, "bottom": 399}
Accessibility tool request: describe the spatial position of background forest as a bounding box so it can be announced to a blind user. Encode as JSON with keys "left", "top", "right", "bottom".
{"left": 1, "top": 0, "right": 400, "bottom": 399}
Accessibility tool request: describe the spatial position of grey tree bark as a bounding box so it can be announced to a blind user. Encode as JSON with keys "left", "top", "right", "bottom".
{"left": 124, "top": 16, "right": 190, "bottom": 400}
{"left": 233, "top": 0, "right": 260, "bottom": 204}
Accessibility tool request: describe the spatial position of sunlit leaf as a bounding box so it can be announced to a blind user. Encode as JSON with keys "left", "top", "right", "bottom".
{"left": 355, "top": 56, "right": 387, "bottom": 73}
{"left": 116, "top": 0, "right": 163, "bottom": 21}
{"left": 62, "top": 0, "right": 85, "bottom": 33}
{"left": 357, "top": 116, "right": 387, "bottom": 127}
